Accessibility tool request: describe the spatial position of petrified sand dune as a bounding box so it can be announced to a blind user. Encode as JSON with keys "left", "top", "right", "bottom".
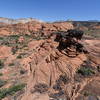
{"left": 19, "top": 38, "right": 100, "bottom": 100}
{"left": 0, "top": 19, "right": 100, "bottom": 100}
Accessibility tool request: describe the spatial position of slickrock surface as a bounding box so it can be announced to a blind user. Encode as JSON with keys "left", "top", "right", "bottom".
{"left": 0, "top": 19, "right": 100, "bottom": 100}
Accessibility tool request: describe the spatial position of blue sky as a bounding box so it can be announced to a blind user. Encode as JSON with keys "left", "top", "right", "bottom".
{"left": 0, "top": 0, "right": 100, "bottom": 21}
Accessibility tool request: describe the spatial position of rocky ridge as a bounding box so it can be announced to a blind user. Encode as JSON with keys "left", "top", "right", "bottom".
{"left": 0, "top": 19, "right": 100, "bottom": 100}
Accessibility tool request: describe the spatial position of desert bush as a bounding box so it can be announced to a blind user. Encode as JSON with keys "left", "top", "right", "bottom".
{"left": 0, "top": 80, "right": 6, "bottom": 87}
{"left": 53, "top": 74, "right": 69, "bottom": 91}
{"left": 0, "top": 73, "right": 3, "bottom": 76}
{"left": 17, "top": 53, "right": 27, "bottom": 59}
{"left": 9, "top": 63, "right": 15, "bottom": 66}
{"left": 0, "top": 83, "right": 26, "bottom": 99}
{"left": 84, "top": 29, "right": 100, "bottom": 38}
{"left": 0, "top": 60, "right": 4, "bottom": 69}
{"left": 0, "top": 37, "right": 4, "bottom": 40}
{"left": 20, "top": 69, "right": 27, "bottom": 74}
{"left": 22, "top": 44, "right": 28, "bottom": 48}
{"left": 0, "top": 34, "right": 38, "bottom": 49}
{"left": 24, "top": 34, "right": 32, "bottom": 39}
{"left": 1, "top": 35, "right": 20, "bottom": 47}
{"left": 8, "top": 35, "right": 19, "bottom": 40}
{"left": 77, "top": 67, "right": 95, "bottom": 76}
{"left": 83, "top": 91, "right": 91, "bottom": 96}
{"left": 33, "top": 83, "right": 49, "bottom": 93}
{"left": 17, "top": 54, "right": 22, "bottom": 59}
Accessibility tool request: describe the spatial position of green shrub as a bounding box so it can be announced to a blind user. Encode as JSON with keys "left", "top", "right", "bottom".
{"left": 0, "top": 83, "right": 26, "bottom": 99}
{"left": 0, "top": 73, "right": 3, "bottom": 76}
{"left": 77, "top": 67, "right": 95, "bottom": 76}
{"left": 24, "top": 34, "right": 32, "bottom": 39}
{"left": 7, "top": 84, "right": 25, "bottom": 95}
{"left": 0, "top": 88, "right": 7, "bottom": 99}
{"left": 20, "top": 69, "right": 27, "bottom": 74}
{"left": 1, "top": 35, "right": 19, "bottom": 47}
{"left": 17, "top": 53, "right": 27, "bottom": 59}
{"left": 23, "top": 44, "right": 28, "bottom": 48}
{"left": 9, "top": 63, "right": 15, "bottom": 66}
{"left": 0, "top": 60, "right": 4, "bottom": 69}
{"left": 0, "top": 80, "right": 6, "bottom": 87}
{"left": 17, "top": 55, "right": 22, "bottom": 59}
{"left": 2, "top": 41, "right": 10, "bottom": 46}
{"left": 0, "top": 37, "right": 4, "bottom": 40}
{"left": 83, "top": 91, "right": 92, "bottom": 96}
{"left": 8, "top": 35, "right": 19, "bottom": 40}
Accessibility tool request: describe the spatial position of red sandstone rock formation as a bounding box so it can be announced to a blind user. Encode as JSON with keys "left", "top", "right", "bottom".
{"left": 0, "top": 21, "right": 73, "bottom": 36}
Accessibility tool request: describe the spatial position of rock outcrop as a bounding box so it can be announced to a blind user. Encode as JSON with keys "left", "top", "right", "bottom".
{"left": 0, "top": 20, "right": 73, "bottom": 36}
{"left": 19, "top": 38, "right": 100, "bottom": 100}
{"left": 0, "top": 19, "right": 100, "bottom": 100}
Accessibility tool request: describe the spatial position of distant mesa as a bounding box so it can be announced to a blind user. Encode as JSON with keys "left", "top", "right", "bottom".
{"left": 0, "top": 17, "right": 44, "bottom": 24}
{"left": 87, "top": 20, "right": 100, "bottom": 22}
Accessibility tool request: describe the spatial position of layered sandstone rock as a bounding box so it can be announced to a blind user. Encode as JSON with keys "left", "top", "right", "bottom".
{"left": 0, "top": 21, "right": 73, "bottom": 36}
{"left": 0, "top": 19, "right": 100, "bottom": 100}
{"left": 19, "top": 38, "right": 100, "bottom": 100}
